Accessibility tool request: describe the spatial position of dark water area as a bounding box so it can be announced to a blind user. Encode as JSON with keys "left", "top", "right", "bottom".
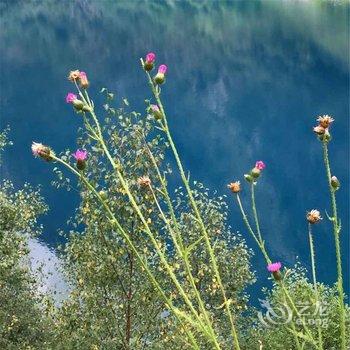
{"left": 1, "top": 1, "right": 349, "bottom": 300}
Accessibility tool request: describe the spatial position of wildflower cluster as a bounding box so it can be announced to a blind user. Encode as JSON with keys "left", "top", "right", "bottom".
{"left": 68, "top": 69, "right": 89, "bottom": 88}
{"left": 142, "top": 52, "right": 168, "bottom": 85}
{"left": 65, "top": 71, "right": 91, "bottom": 112}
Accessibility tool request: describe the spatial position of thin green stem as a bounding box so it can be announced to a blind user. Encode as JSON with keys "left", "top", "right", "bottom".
{"left": 236, "top": 193, "right": 271, "bottom": 264}
{"left": 250, "top": 184, "right": 271, "bottom": 264}
{"left": 251, "top": 184, "right": 263, "bottom": 242}
{"left": 322, "top": 140, "right": 345, "bottom": 350}
{"left": 308, "top": 223, "right": 324, "bottom": 350}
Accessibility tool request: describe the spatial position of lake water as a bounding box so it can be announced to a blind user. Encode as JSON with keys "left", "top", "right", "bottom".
{"left": 1, "top": 1, "right": 349, "bottom": 297}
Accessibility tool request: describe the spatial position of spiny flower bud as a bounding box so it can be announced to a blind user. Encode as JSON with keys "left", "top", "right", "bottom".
{"left": 73, "top": 149, "right": 88, "bottom": 170}
{"left": 144, "top": 52, "right": 156, "bottom": 71}
{"left": 68, "top": 70, "right": 80, "bottom": 82}
{"left": 306, "top": 209, "right": 322, "bottom": 224}
{"left": 150, "top": 104, "right": 162, "bottom": 120}
{"left": 317, "top": 115, "right": 334, "bottom": 129}
{"left": 137, "top": 175, "right": 151, "bottom": 187}
{"left": 79, "top": 71, "right": 89, "bottom": 89}
{"left": 31, "top": 142, "right": 54, "bottom": 162}
{"left": 331, "top": 176, "right": 340, "bottom": 191}
{"left": 154, "top": 64, "right": 167, "bottom": 84}
{"left": 267, "top": 262, "right": 282, "bottom": 281}
{"left": 227, "top": 181, "right": 240, "bottom": 193}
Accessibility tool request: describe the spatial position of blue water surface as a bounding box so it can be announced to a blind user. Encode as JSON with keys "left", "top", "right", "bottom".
{"left": 1, "top": 0, "right": 349, "bottom": 299}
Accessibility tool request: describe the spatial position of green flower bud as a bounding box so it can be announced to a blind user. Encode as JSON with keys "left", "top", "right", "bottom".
{"left": 244, "top": 174, "right": 253, "bottom": 183}
{"left": 154, "top": 73, "right": 165, "bottom": 84}
{"left": 144, "top": 61, "right": 154, "bottom": 71}
{"left": 331, "top": 176, "right": 340, "bottom": 191}
{"left": 99, "top": 190, "right": 108, "bottom": 200}
{"left": 72, "top": 99, "right": 85, "bottom": 111}
{"left": 251, "top": 167, "right": 261, "bottom": 179}
{"left": 272, "top": 271, "right": 283, "bottom": 281}
{"left": 76, "top": 159, "right": 86, "bottom": 170}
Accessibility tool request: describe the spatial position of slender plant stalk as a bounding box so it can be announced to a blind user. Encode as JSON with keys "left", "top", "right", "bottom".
{"left": 143, "top": 66, "right": 241, "bottom": 350}
{"left": 322, "top": 140, "right": 345, "bottom": 350}
{"left": 52, "top": 155, "right": 202, "bottom": 349}
{"left": 251, "top": 184, "right": 263, "bottom": 243}
{"left": 308, "top": 223, "right": 324, "bottom": 350}
{"left": 236, "top": 193, "right": 271, "bottom": 264}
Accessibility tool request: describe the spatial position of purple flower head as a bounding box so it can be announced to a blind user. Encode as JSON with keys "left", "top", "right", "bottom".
{"left": 150, "top": 104, "right": 160, "bottom": 112}
{"left": 79, "top": 71, "right": 87, "bottom": 79}
{"left": 255, "top": 161, "right": 266, "bottom": 171}
{"left": 267, "top": 262, "right": 282, "bottom": 273}
{"left": 146, "top": 52, "right": 156, "bottom": 64}
{"left": 158, "top": 64, "right": 167, "bottom": 74}
{"left": 66, "top": 93, "right": 77, "bottom": 104}
{"left": 73, "top": 149, "right": 88, "bottom": 161}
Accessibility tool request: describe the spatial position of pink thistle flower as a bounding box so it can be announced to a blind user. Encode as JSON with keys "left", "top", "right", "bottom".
{"left": 73, "top": 149, "right": 88, "bottom": 170}
{"left": 158, "top": 64, "right": 167, "bottom": 74}
{"left": 73, "top": 149, "right": 88, "bottom": 161}
{"left": 66, "top": 93, "right": 77, "bottom": 104}
{"left": 267, "top": 262, "right": 282, "bottom": 273}
{"left": 154, "top": 65, "right": 167, "bottom": 84}
{"left": 146, "top": 52, "right": 156, "bottom": 64}
{"left": 255, "top": 161, "right": 266, "bottom": 171}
